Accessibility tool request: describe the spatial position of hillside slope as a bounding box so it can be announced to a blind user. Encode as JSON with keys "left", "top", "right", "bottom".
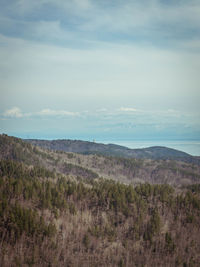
{"left": 1, "top": 134, "right": 200, "bottom": 186}
{"left": 0, "top": 135, "right": 200, "bottom": 266}
{"left": 25, "top": 138, "right": 200, "bottom": 164}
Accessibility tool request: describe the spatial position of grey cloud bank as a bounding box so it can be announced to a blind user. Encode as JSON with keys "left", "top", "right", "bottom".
{"left": 0, "top": 0, "right": 199, "bottom": 141}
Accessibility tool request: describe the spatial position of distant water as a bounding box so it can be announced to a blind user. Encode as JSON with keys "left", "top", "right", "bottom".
{"left": 96, "top": 140, "right": 200, "bottom": 156}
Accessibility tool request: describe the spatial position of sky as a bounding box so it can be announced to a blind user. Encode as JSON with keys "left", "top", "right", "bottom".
{"left": 0, "top": 0, "right": 200, "bottom": 141}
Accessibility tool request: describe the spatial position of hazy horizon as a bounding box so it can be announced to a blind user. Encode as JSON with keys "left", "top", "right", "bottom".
{"left": 2, "top": 133, "right": 200, "bottom": 156}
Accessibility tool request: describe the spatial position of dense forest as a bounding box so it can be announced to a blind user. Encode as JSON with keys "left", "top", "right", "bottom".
{"left": 0, "top": 134, "right": 200, "bottom": 266}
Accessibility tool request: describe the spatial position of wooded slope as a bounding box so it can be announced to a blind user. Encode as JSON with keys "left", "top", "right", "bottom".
{"left": 0, "top": 134, "right": 200, "bottom": 266}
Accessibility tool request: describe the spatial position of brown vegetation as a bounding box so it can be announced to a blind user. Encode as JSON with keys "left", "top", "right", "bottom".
{"left": 0, "top": 135, "right": 200, "bottom": 266}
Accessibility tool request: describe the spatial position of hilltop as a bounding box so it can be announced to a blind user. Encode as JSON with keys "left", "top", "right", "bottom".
{"left": 25, "top": 138, "right": 200, "bottom": 164}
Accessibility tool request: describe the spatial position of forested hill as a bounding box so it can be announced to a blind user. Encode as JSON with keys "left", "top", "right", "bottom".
{"left": 1, "top": 134, "right": 200, "bottom": 186}
{"left": 25, "top": 138, "right": 200, "bottom": 164}
{"left": 0, "top": 134, "right": 200, "bottom": 266}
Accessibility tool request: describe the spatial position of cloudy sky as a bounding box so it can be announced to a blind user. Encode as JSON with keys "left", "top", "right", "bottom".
{"left": 0, "top": 0, "right": 200, "bottom": 140}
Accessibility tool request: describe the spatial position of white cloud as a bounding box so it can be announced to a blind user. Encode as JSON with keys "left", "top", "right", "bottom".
{"left": 96, "top": 108, "right": 108, "bottom": 112}
{"left": 3, "top": 107, "right": 23, "bottom": 118}
{"left": 37, "top": 108, "right": 79, "bottom": 117}
{"left": 2, "top": 107, "right": 80, "bottom": 118}
{"left": 119, "top": 107, "right": 140, "bottom": 112}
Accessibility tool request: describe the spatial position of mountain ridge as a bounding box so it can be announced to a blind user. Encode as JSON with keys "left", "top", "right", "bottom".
{"left": 1, "top": 134, "right": 200, "bottom": 186}
{"left": 24, "top": 138, "right": 200, "bottom": 165}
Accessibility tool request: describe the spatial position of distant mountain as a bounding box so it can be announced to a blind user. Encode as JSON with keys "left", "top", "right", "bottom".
{"left": 1, "top": 134, "right": 200, "bottom": 186}
{"left": 25, "top": 138, "right": 200, "bottom": 165}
